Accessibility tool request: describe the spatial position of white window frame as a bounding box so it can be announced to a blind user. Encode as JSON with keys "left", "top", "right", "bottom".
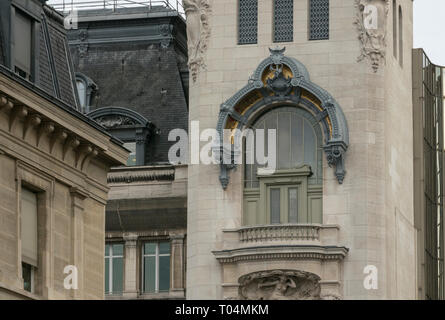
{"left": 105, "top": 243, "right": 124, "bottom": 295}
{"left": 142, "top": 242, "right": 170, "bottom": 293}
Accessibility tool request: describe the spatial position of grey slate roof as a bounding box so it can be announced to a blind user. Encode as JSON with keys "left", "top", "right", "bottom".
{"left": 67, "top": 6, "right": 189, "bottom": 164}
{"left": 0, "top": 1, "right": 79, "bottom": 109}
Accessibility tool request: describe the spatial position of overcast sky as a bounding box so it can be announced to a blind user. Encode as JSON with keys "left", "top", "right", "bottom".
{"left": 414, "top": 0, "right": 445, "bottom": 65}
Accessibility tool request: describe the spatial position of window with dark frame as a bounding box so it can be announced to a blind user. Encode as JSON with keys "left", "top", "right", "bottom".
{"left": 13, "top": 9, "right": 33, "bottom": 80}
{"left": 238, "top": 0, "right": 258, "bottom": 45}
{"left": 274, "top": 0, "right": 294, "bottom": 43}
{"left": 309, "top": 0, "right": 329, "bottom": 41}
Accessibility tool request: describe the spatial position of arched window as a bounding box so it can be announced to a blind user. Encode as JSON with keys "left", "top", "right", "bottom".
{"left": 398, "top": 6, "right": 403, "bottom": 67}
{"left": 243, "top": 106, "right": 323, "bottom": 226}
{"left": 393, "top": 0, "right": 397, "bottom": 58}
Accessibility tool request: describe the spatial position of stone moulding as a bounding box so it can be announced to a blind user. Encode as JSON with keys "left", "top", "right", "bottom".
{"left": 354, "top": 0, "right": 389, "bottom": 72}
{"left": 214, "top": 47, "right": 350, "bottom": 189}
{"left": 212, "top": 245, "right": 349, "bottom": 264}
{"left": 107, "top": 167, "right": 175, "bottom": 184}
{"left": 183, "top": 0, "right": 211, "bottom": 83}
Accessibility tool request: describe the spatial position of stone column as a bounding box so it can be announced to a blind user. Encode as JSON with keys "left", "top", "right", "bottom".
{"left": 170, "top": 234, "right": 185, "bottom": 297}
{"left": 123, "top": 233, "right": 138, "bottom": 299}
{"left": 70, "top": 187, "right": 88, "bottom": 300}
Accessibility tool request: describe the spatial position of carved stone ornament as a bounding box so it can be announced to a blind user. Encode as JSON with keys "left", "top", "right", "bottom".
{"left": 238, "top": 270, "right": 321, "bottom": 300}
{"left": 354, "top": 0, "right": 389, "bottom": 72}
{"left": 266, "top": 65, "right": 293, "bottom": 97}
{"left": 96, "top": 115, "right": 136, "bottom": 128}
{"left": 183, "top": 0, "right": 211, "bottom": 83}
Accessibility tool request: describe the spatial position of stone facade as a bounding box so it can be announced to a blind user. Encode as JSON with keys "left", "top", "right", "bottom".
{"left": 186, "top": 0, "right": 416, "bottom": 300}
{"left": 65, "top": 5, "right": 189, "bottom": 300}
{"left": 0, "top": 0, "right": 127, "bottom": 300}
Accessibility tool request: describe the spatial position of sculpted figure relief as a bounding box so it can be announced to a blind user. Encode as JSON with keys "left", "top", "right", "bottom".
{"left": 183, "top": 0, "right": 211, "bottom": 83}
{"left": 354, "top": 0, "right": 389, "bottom": 72}
{"left": 238, "top": 270, "right": 322, "bottom": 300}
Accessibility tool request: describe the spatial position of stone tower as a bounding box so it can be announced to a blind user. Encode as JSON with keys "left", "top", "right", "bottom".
{"left": 185, "top": 0, "right": 415, "bottom": 299}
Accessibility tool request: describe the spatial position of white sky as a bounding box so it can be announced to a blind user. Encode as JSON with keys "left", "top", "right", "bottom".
{"left": 414, "top": 0, "right": 445, "bottom": 65}
{"left": 47, "top": 0, "right": 444, "bottom": 65}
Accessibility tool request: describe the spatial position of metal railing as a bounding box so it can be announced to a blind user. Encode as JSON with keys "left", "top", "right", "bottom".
{"left": 46, "top": 0, "right": 184, "bottom": 17}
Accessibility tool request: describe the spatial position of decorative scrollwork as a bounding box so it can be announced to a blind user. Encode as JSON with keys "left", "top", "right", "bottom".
{"left": 354, "top": 0, "right": 389, "bottom": 72}
{"left": 183, "top": 0, "right": 211, "bottom": 83}
{"left": 238, "top": 270, "right": 321, "bottom": 300}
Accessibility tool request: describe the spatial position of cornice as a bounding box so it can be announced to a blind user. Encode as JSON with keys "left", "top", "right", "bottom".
{"left": 213, "top": 245, "right": 349, "bottom": 264}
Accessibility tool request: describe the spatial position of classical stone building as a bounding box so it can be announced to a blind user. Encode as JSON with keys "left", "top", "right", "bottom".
{"left": 63, "top": 3, "right": 189, "bottom": 299}
{"left": 184, "top": 0, "right": 443, "bottom": 300}
{"left": 0, "top": 0, "right": 127, "bottom": 299}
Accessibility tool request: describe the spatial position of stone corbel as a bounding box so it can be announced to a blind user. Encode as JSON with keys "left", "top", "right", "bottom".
{"left": 49, "top": 128, "right": 68, "bottom": 154}
{"left": 37, "top": 121, "right": 55, "bottom": 147}
{"left": 9, "top": 105, "right": 28, "bottom": 132}
{"left": 212, "top": 143, "right": 240, "bottom": 190}
{"left": 22, "top": 114, "right": 42, "bottom": 140}
{"left": 0, "top": 96, "right": 14, "bottom": 113}
{"left": 75, "top": 143, "right": 93, "bottom": 169}
{"left": 81, "top": 147, "right": 98, "bottom": 171}
{"left": 62, "top": 135, "right": 80, "bottom": 161}
{"left": 323, "top": 141, "right": 348, "bottom": 184}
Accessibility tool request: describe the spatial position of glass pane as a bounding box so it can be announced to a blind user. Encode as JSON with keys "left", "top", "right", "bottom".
{"left": 76, "top": 80, "right": 86, "bottom": 108}
{"left": 22, "top": 263, "right": 32, "bottom": 292}
{"left": 288, "top": 188, "right": 298, "bottom": 223}
{"left": 303, "top": 120, "right": 316, "bottom": 170}
{"left": 113, "top": 244, "right": 123, "bottom": 256}
{"left": 159, "top": 256, "right": 170, "bottom": 292}
{"left": 270, "top": 188, "right": 281, "bottom": 224}
{"left": 144, "top": 256, "right": 156, "bottom": 293}
{"left": 105, "top": 244, "right": 110, "bottom": 256}
{"left": 124, "top": 142, "right": 137, "bottom": 166}
{"left": 278, "top": 112, "right": 291, "bottom": 169}
{"left": 112, "top": 257, "right": 123, "bottom": 294}
{"left": 105, "top": 257, "right": 110, "bottom": 293}
{"left": 144, "top": 243, "right": 156, "bottom": 255}
{"left": 159, "top": 242, "right": 170, "bottom": 255}
{"left": 292, "top": 114, "right": 303, "bottom": 166}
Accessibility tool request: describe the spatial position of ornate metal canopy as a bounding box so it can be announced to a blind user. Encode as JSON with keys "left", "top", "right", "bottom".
{"left": 215, "top": 47, "right": 349, "bottom": 189}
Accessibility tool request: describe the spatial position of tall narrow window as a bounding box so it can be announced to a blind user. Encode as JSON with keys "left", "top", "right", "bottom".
{"left": 309, "top": 0, "right": 329, "bottom": 40}
{"left": 274, "top": 0, "right": 294, "bottom": 43}
{"left": 142, "top": 242, "right": 170, "bottom": 293}
{"left": 392, "top": 0, "right": 397, "bottom": 58}
{"left": 14, "top": 10, "right": 33, "bottom": 80}
{"left": 21, "top": 187, "right": 38, "bottom": 293}
{"left": 398, "top": 6, "right": 403, "bottom": 67}
{"left": 239, "top": 0, "right": 258, "bottom": 45}
{"left": 105, "top": 243, "right": 124, "bottom": 295}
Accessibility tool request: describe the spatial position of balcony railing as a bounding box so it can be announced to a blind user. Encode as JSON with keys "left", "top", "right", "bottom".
{"left": 238, "top": 224, "right": 321, "bottom": 243}
{"left": 47, "top": 0, "right": 185, "bottom": 17}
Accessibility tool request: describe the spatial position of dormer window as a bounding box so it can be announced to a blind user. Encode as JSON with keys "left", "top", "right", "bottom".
{"left": 75, "top": 73, "right": 98, "bottom": 113}
{"left": 88, "top": 107, "right": 154, "bottom": 167}
{"left": 14, "top": 9, "right": 33, "bottom": 80}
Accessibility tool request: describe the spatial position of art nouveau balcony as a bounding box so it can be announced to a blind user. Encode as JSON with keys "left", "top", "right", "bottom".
{"left": 213, "top": 224, "right": 348, "bottom": 300}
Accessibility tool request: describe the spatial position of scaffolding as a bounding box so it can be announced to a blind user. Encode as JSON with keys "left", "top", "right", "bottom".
{"left": 46, "top": 0, "right": 185, "bottom": 16}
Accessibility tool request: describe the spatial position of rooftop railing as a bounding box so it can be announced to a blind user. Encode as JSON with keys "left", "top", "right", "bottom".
{"left": 46, "top": 0, "right": 185, "bottom": 17}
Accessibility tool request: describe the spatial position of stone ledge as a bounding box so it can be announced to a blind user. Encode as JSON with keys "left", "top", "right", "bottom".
{"left": 212, "top": 245, "right": 349, "bottom": 264}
